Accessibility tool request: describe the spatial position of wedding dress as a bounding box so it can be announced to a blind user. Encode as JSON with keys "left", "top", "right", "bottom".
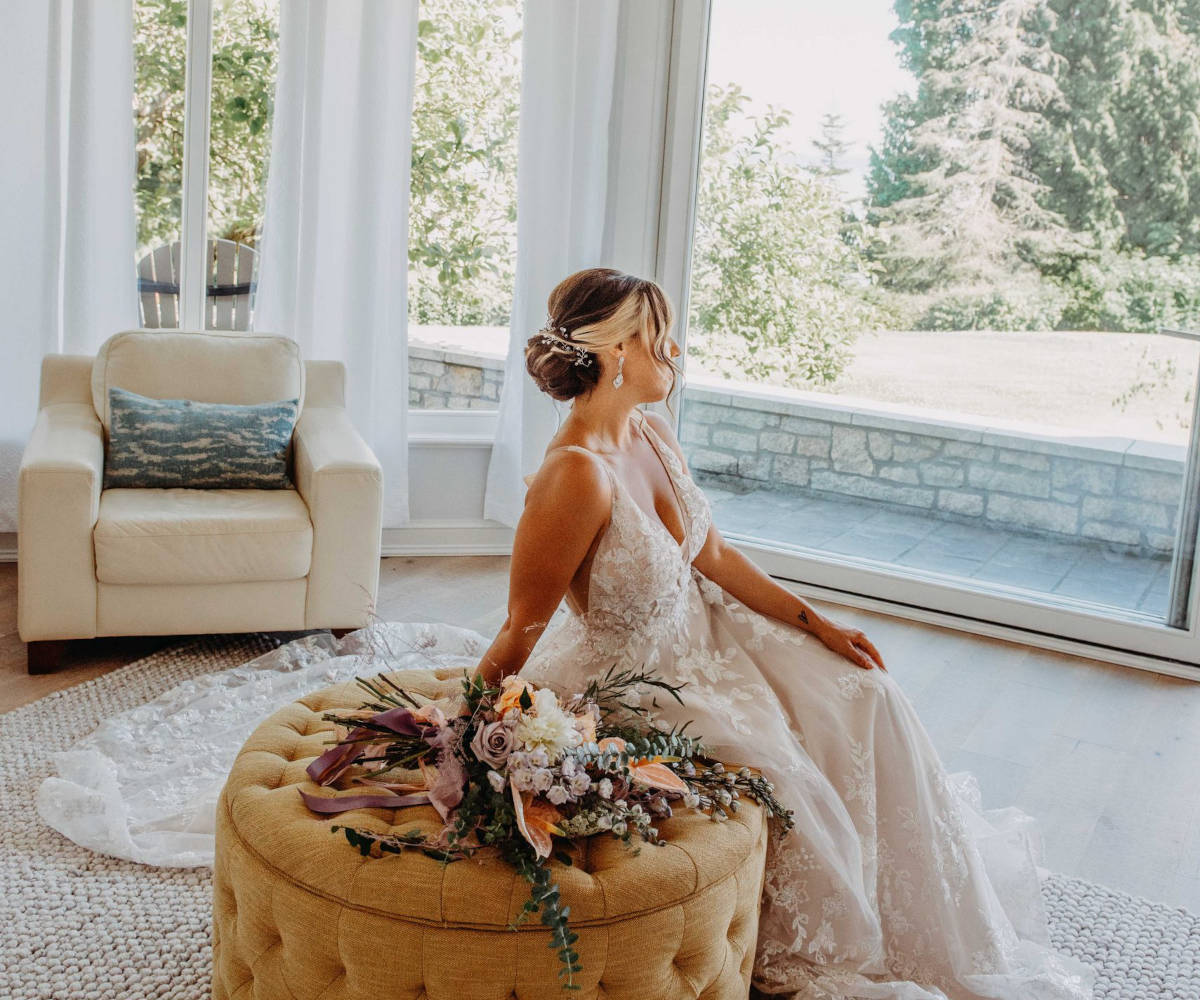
{"left": 36, "top": 407, "right": 1098, "bottom": 1000}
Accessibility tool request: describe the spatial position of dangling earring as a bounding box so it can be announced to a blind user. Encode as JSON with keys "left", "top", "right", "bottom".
{"left": 613, "top": 353, "right": 625, "bottom": 389}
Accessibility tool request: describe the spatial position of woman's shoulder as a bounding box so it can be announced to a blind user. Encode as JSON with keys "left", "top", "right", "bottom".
{"left": 520, "top": 446, "right": 614, "bottom": 544}
{"left": 523, "top": 442, "right": 612, "bottom": 495}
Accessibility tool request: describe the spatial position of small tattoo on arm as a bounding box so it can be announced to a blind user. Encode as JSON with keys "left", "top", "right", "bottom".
{"left": 797, "top": 609, "right": 809, "bottom": 625}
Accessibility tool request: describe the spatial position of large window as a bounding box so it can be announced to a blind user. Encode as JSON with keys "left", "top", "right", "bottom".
{"left": 133, "top": 0, "right": 279, "bottom": 332}
{"left": 669, "top": 0, "right": 1200, "bottom": 654}
{"left": 131, "top": 0, "right": 522, "bottom": 409}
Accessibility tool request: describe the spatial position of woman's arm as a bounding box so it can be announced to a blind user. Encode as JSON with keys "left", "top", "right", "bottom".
{"left": 691, "top": 516, "right": 830, "bottom": 634}
{"left": 644, "top": 411, "right": 886, "bottom": 671}
{"left": 472, "top": 448, "right": 612, "bottom": 686}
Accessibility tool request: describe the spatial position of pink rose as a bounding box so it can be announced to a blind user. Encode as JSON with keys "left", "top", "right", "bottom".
{"left": 470, "top": 721, "right": 514, "bottom": 768}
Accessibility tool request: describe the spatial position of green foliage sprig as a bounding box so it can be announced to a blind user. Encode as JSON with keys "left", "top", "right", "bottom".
{"left": 684, "top": 760, "right": 795, "bottom": 832}
{"left": 504, "top": 842, "right": 583, "bottom": 990}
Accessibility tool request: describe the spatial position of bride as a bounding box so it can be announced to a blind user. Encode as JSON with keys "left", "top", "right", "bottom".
{"left": 36, "top": 267, "right": 1098, "bottom": 999}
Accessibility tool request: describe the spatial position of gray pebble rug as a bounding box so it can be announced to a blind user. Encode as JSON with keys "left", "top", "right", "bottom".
{"left": 0, "top": 633, "right": 1197, "bottom": 1000}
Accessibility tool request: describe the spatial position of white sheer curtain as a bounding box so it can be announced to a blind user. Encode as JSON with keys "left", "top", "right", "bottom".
{"left": 0, "top": 0, "right": 137, "bottom": 530}
{"left": 253, "top": 0, "right": 418, "bottom": 528}
{"left": 483, "top": 0, "right": 683, "bottom": 527}
{"left": 482, "top": 0, "right": 625, "bottom": 528}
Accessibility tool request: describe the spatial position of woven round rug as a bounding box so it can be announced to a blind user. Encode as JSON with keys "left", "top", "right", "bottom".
{"left": 0, "top": 632, "right": 1196, "bottom": 999}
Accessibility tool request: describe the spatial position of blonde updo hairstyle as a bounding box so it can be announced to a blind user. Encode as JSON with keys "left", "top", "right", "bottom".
{"left": 525, "top": 267, "right": 681, "bottom": 417}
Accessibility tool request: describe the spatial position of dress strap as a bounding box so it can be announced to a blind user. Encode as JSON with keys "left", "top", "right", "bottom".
{"left": 634, "top": 409, "right": 689, "bottom": 554}
{"left": 634, "top": 408, "right": 672, "bottom": 465}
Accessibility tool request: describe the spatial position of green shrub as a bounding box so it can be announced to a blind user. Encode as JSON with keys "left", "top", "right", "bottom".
{"left": 915, "top": 281, "right": 1068, "bottom": 331}
{"left": 688, "top": 84, "right": 893, "bottom": 386}
{"left": 1055, "top": 248, "right": 1200, "bottom": 332}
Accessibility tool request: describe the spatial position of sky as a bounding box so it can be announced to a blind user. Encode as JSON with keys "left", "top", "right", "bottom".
{"left": 706, "top": 0, "right": 917, "bottom": 204}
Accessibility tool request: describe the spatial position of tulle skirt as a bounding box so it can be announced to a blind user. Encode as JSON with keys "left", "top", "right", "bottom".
{"left": 519, "top": 573, "right": 1099, "bottom": 1000}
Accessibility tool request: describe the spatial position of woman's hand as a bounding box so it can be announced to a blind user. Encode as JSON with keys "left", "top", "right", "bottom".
{"left": 814, "top": 616, "right": 887, "bottom": 672}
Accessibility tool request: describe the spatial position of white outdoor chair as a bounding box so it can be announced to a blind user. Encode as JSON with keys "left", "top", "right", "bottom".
{"left": 137, "top": 237, "right": 258, "bottom": 331}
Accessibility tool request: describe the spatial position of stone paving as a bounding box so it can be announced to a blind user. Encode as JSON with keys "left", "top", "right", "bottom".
{"left": 703, "top": 481, "right": 1173, "bottom": 618}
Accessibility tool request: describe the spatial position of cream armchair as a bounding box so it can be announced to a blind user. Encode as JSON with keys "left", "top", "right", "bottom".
{"left": 17, "top": 330, "right": 384, "bottom": 674}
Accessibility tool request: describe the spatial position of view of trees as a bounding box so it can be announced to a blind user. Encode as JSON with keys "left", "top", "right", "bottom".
{"left": 133, "top": 0, "right": 277, "bottom": 255}
{"left": 687, "top": 85, "right": 895, "bottom": 385}
{"left": 407, "top": 1, "right": 521, "bottom": 325}
{"left": 132, "top": 0, "right": 520, "bottom": 325}
{"left": 868, "top": 0, "right": 1200, "bottom": 333}
{"left": 132, "top": 0, "right": 1200, "bottom": 390}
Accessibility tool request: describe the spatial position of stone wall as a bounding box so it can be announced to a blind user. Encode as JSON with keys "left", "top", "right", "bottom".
{"left": 408, "top": 344, "right": 505, "bottom": 409}
{"left": 680, "top": 385, "right": 1182, "bottom": 557}
{"left": 406, "top": 343, "right": 1183, "bottom": 556}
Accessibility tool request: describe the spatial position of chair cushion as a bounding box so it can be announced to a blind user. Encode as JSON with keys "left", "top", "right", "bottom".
{"left": 94, "top": 488, "right": 313, "bottom": 585}
{"left": 103, "top": 387, "right": 300, "bottom": 490}
{"left": 92, "top": 330, "right": 305, "bottom": 430}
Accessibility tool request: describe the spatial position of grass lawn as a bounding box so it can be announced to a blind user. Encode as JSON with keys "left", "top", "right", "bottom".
{"left": 687, "top": 329, "right": 1199, "bottom": 447}
{"left": 411, "top": 325, "right": 1199, "bottom": 447}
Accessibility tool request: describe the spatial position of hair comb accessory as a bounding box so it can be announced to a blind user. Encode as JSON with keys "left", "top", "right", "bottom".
{"left": 537, "top": 314, "right": 593, "bottom": 366}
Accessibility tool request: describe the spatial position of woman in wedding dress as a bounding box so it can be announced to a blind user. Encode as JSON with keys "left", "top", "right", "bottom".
{"left": 478, "top": 269, "right": 1097, "bottom": 1000}
{"left": 36, "top": 267, "right": 1098, "bottom": 1000}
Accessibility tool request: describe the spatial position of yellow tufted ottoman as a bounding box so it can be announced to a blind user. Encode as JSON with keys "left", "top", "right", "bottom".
{"left": 212, "top": 668, "right": 770, "bottom": 1000}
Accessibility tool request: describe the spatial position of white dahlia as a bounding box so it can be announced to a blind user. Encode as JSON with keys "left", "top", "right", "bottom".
{"left": 512, "top": 688, "right": 582, "bottom": 762}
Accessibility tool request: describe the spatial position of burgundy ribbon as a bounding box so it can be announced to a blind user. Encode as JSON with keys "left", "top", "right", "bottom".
{"left": 300, "top": 705, "right": 446, "bottom": 815}
{"left": 305, "top": 705, "right": 425, "bottom": 787}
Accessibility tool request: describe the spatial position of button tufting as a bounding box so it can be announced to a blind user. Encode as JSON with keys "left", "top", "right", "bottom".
{"left": 213, "top": 674, "right": 768, "bottom": 1000}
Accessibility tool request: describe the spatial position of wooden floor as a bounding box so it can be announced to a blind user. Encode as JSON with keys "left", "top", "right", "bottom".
{"left": 4, "top": 555, "right": 1200, "bottom": 914}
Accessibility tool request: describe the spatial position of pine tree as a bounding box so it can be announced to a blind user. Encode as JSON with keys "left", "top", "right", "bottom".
{"left": 873, "top": 0, "right": 1084, "bottom": 293}
{"left": 866, "top": 0, "right": 970, "bottom": 215}
{"left": 866, "top": 92, "right": 923, "bottom": 212}
{"left": 1026, "top": 0, "right": 1125, "bottom": 255}
{"left": 807, "top": 110, "right": 868, "bottom": 250}
{"left": 806, "top": 111, "right": 853, "bottom": 181}
{"left": 1037, "top": 0, "right": 1200, "bottom": 256}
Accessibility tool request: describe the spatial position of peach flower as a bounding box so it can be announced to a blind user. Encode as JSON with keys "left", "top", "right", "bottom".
{"left": 597, "top": 736, "right": 689, "bottom": 795}
{"left": 411, "top": 703, "right": 447, "bottom": 728}
{"left": 574, "top": 711, "right": 597, "bottom": 744}
{"left": 495, "top": 675, "right": 535, "bottom": 717}
{"left": 511, "top": 784, "right": 564, "bottom": 859}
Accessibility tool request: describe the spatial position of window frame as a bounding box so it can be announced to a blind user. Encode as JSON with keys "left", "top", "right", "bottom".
{"left": 177, "top": 0, "right": 215, "bottom": 330}
{"left": 653, "top": 0, "right": 1200, "bottom": 676}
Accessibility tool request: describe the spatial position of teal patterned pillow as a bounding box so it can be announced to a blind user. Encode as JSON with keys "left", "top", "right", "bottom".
{"left": 103, "top": 387, "right": 300, "bottom": 489}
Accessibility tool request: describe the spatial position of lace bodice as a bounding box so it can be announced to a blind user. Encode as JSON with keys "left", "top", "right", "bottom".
{"left": 539, "top": 408, "right": 714, "bottom": 667}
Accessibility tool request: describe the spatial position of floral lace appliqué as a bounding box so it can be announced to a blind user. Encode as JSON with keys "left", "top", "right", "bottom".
{"left": 518, "top": 415, "right": 1098, "bottom": 1000}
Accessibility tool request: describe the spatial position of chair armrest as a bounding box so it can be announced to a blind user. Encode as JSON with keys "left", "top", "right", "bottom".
{"left": 293, "top": 406, "right": 383, "bottom": 628}
{"left": 18, "top": 403, "right": 104, "bottom": 640}
{"left": 21, "top": 402, "right": 105, "bottom": 477}
{"left": 294, "top": 406, "right": 382, "bottom": 485}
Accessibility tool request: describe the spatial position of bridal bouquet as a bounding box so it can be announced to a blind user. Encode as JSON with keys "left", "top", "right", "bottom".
{"left": 299, "top": 664, "right": 793, "bottom": 991}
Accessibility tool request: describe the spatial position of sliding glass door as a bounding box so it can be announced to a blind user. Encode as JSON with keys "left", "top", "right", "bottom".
{"left": 657, "top": 0, "right": 1200, "bottom": 671}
